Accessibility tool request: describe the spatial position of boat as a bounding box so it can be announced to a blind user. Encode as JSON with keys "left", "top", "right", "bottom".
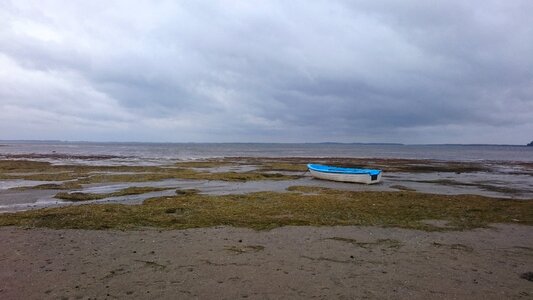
{"left": 307, "top": 164, "right": 382, "bottom": 184}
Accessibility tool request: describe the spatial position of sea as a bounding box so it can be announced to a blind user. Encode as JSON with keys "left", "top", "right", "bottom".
{"left": 0, "top": 141, "right": 532, "bottom": 164}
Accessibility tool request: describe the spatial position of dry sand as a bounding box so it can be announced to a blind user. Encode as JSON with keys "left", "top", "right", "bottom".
{"left": 1, "top": 224, "right": 532, "bottom": 299}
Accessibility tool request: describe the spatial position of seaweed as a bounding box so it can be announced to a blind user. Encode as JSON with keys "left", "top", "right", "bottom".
{"left": 0, "top": 187, "right": 531, "bottom": 231}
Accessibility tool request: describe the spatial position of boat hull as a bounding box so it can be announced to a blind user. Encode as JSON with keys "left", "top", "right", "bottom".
{"left": 309, "top": 169, "right": 382, "bottom": 184}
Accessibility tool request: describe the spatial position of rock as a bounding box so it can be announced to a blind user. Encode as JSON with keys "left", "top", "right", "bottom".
{"left": 520, "top": 272, "right": 533, "bottom": 281}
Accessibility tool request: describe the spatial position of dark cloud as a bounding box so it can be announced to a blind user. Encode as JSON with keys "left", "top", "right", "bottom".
{"left": 0, "top": 0, "right": 531, "bottom": 143}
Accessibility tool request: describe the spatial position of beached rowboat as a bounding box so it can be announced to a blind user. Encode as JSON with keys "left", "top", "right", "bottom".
{"left": 307, "top": 164, "right": 382, "bottom": 184}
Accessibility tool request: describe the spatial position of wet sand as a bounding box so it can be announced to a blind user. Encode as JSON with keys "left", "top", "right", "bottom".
{"left": 0, "top": 224, "right": 532, "bottom": 299}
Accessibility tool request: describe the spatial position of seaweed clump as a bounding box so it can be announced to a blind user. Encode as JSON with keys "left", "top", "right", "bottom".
{"left": 55, "top": 186, "right": 171, "bottom": 202}
{"left": 0, "top": 187, "right": 531, "bottom": 231}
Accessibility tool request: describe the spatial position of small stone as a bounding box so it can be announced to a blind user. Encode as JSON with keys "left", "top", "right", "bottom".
{"left": 520, "top": 272, "right": 533, "bottom": 281}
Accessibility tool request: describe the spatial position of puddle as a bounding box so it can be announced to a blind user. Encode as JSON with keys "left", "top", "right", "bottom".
{"left": 0, "top": 189, "right": 62, "bottom": 212}
{"left": 0, "top": 180, "right": 62, "bottom": 190}
{"left": 383, "top": 172, "right": 533, "bottom": 199}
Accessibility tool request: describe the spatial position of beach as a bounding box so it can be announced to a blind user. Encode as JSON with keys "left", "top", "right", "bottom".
{"left": 1, "top": 225, "right": 532, "bottom": 299}
{"left": 3, "top": 0, "right": 533, "bottom": 298}
{"left": 0, "top": 143, "right": 532, "bottom": 299}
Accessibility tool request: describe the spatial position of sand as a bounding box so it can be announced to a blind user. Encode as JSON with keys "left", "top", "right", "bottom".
{"left": 1, "top": 224, "right": 532, "bottom": 299}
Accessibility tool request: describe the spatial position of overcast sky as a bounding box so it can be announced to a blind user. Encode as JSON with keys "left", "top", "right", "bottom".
{"left": 1, "top": 1, "right": 532, "bottom": 144}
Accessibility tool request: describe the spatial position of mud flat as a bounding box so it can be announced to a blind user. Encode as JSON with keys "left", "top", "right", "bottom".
{"left": 1, "top": 156, "right": 532, "bottom": 213}
{"left": 0, "top": 156, "right": 532, "bottom": 299}
{"left": 0, "top": 224, "right": 532, "bottom": 299}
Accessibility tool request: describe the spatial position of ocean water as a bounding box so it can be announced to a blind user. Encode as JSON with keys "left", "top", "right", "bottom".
{"left": 0, "top": 141, "right": 532, "bottom": 163}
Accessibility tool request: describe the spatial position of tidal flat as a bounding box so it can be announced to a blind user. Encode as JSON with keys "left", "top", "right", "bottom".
{"left": 1, "top": 186, "right": 532, "bottom": 231}
{"left": 0, "top": 156, "right": 531, "bottom": 227}
{"left": 1, "top": 155, "right": 532, "bottom": 299}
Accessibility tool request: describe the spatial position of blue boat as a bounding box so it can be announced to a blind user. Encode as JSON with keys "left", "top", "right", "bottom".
{"left": 307, "top": 164, "right": 382, "bottom": 184}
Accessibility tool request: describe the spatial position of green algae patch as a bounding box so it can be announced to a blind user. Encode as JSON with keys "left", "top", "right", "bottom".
{"left": 11, "top": 182, "right": 83, "bottom": 191}
{"left": 55, "top": 186, "right": 173, "bottom": 202}
{"left": 73, "top": 169, "right": 298, "bottom": 184}
{"left": 0, "top": 160, "right": 297, "bottom": 188}
{"left": 0, "top": 160, "right": 51, "bottom": 171}
{"left": 1, "top": 187, "right": 531, "bottom": 231}
{"left": 55, "top": 192, "right": 105, "bottom": 201}
{"left": 0, "top": 160, "right": 164, "bottom": 182}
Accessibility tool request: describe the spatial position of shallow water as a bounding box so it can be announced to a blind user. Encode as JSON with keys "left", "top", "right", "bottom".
{"left": 0, "top": 179, "right": 61, "bottom": 190}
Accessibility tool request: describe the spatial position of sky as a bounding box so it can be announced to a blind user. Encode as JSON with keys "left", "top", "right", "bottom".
{"left": 0, "top": 1, "right": 532, "bottom": 144}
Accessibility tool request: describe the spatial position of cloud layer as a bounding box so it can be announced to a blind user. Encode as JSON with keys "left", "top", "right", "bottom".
{"left": 1, "top": 0, "right": 532, "bottom": 143}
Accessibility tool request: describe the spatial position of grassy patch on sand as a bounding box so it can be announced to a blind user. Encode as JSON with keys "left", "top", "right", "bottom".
{"left": 1, "top": 186, "right": 531, "bottom": 231}
{"left": 0, "top": 160, "right": 298, "bottom": 189}
{"left": 55, "top": 186, "right": 172, "bottom": 202}
{"left": 70, "top": 169, "right": 298, "bottom": 184}
{"left": 12, "top": 182, "right": 83, "bottom": 190}
{"left": 0, "top": 160, "right": 162, "bottom": 181}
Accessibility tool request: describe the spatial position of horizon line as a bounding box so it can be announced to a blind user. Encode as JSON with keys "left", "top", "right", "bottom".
{"left": 0, "top": 139, "right": 530, "bottom": 147}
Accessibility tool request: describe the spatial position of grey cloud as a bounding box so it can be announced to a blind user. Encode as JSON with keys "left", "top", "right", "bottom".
{"left": 0, "top": 0, "right": 532, "bottom": 143}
